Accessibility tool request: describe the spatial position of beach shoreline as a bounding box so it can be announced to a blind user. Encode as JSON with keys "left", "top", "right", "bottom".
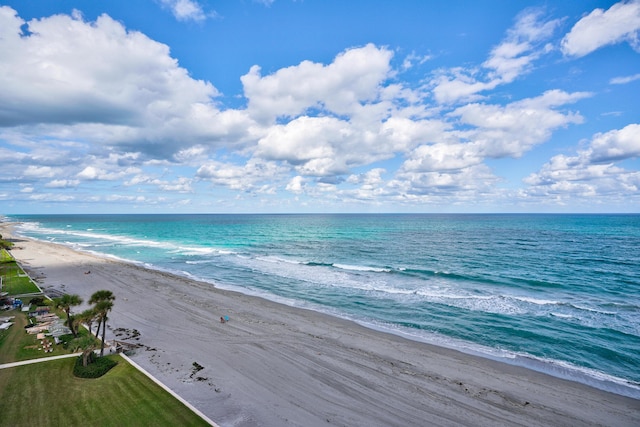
{"left": 2, "top": 222, "right": 639, "bottom": 427}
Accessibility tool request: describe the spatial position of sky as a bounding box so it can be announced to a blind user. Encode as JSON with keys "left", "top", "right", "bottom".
{"left": 0, "top": 1, "right": 639, "bottom": 214}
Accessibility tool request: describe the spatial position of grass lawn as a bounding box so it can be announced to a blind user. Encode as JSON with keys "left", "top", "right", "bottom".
{"left": 1, "top": 248, "right": 12, "bottom": 262}
{"left": 0, "top": 309, "right": 45, "bottom": 364}
{"left": 0, "top": 250, "right": 41, "bottom": 295}
{"left": 0, "top": 355, "right": 210, "bottom": 427}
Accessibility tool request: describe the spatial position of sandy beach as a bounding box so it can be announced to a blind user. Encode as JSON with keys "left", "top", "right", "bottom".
{"left": 2, "top": 223, "right": 639, "bottom": 427}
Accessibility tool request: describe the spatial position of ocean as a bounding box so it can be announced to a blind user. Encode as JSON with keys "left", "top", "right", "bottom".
{"left": 4, "top": 213, "right": 640, "bottom": 398}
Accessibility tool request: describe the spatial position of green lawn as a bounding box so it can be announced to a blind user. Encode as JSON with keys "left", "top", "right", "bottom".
{"left": 0, "top": 248, "right": 12, "bottom": 262}
{"left": 0, "top": 250, "right": 41, "bottom": 295}
{"left": 0, "top": 355, "right": 210, "bottom": 427}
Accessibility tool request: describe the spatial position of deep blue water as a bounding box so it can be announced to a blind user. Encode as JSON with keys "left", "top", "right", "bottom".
{"left": 5, "top": 213, "right": 640, "bottom": 398}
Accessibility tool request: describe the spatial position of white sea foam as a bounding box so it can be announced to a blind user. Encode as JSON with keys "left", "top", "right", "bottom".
{"left": 572, "top": 304, "right": 617, "bottom": 315}
{"left": 256, "top": 256, "right": 303, "bottom": 265}
{"left": 19, "top": 221, "right": 239, "bottom": 261}
{"left": 185, "top": 260, "right": 216, "bottom": 265}
{"left": 333, "top": 263, "right": 391, "bottom": 273}
{"left": 550, "top": 312, "right": 574, "bottom": 319}
{"left": 512, "top": 296, "right": 559, "bottom": 305}
{"left": 175, "top": 246, "right": 233, "bottom": 257}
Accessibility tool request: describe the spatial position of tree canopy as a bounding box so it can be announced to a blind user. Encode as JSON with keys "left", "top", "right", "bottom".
{"left": 89, "top": 290, "right": 115, "bottom": 356}
{"left": 54, "top": 293, "right": 83, "bottom": 337}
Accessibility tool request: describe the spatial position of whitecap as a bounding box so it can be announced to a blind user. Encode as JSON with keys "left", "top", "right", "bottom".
{"left": 333, "top": 263, "right": 391, "bottom": 273}
{"left": 512, "top": 296, "right": 559, "bottom": 305}
{"left": 550, "top": 312, "right": 574, "bottom": 319}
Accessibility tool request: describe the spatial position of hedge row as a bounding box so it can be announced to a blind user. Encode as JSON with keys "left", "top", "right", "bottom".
{"left": 73, "top": 355, "right": 118, "bottom": 378}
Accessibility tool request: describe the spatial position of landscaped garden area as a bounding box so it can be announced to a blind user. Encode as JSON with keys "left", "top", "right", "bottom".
{"left": 0, "top": 354, "right": 211, "bottom": 426}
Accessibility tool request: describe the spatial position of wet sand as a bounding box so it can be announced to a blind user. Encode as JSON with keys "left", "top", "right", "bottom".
{"left": 3, "top": 223, "right": 639, "bottom": 426}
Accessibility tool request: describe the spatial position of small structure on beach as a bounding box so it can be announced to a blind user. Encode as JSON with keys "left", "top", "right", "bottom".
{"left": 48, "top": 321, "right": 72, "bottom": 338}
{"left": 24, "top": 312, "right": 71, "bottom": 337}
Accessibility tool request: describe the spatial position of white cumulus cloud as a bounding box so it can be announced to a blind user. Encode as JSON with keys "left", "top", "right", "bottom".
{"left": 241, "top": 43, "right": 393, "bottom": 122}
{"left": 451, "top": 90, "right": 589, "bottom": 158}
{"left": 0, "top": 6, "right": 255, "bottom": 160}
{"left": 523, "top": 124, "right": 640, "bottom": 202}
{"left": 432, "top": 9, "right": 561, "bottom": 104}
{"left": 561, "top": 0, "right": 640, "bottom": 57}
{"left": 159, "top": 0, "right": 208, "bottom": 22}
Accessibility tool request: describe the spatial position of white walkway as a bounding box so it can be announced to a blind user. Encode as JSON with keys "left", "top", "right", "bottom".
{"left": 0, "top": 352, "right": 81, "bottom": 369}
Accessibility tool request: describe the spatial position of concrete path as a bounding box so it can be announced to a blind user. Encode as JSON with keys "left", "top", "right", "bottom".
{"left": 0, "top": 352, "right": 81, "bottom": 369}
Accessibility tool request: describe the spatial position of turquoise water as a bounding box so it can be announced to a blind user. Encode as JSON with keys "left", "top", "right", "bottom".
{"left": 5, "top": 213, "right": 640, "bottom": 398}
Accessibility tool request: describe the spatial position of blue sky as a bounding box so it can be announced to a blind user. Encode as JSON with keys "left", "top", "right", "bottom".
{"left": 1, "top": 0, "right": 639, "bottom": 214}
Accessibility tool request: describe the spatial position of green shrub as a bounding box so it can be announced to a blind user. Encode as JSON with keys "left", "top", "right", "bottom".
{"left": 59, "top": 334, "right": 75, "bottom": 349}
{"left": 73, "top": 355, "right": 118, "bottom": 378}
{"left": 64, "top": 334, "right": 96, "bottom": 353}
{"left": 29, "top": 297, "right": 46, "bottom": 306}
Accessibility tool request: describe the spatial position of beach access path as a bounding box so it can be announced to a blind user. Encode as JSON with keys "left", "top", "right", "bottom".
{"left": 3, "top": 223, "right": 639, "bottom": 427}
{"left": 0, "top": 352, "right": 81, "bottom": 369}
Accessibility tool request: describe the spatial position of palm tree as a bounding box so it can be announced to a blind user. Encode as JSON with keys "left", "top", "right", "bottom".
{"left": 80, "top": 338, "right": 97, "bottom": 367}
{"left": 89, "top": 289, "right": 115, "bottom": 306}
{"left": 54, "top": 294, "right": 83, "bottom": 337}
{"left": 73, "top": 309, "right": 99, "bottom": 367}
{"left": 89, "top": 289, "right": 115, "bottom": 337}
{"left": 94, "top": 300, "right": 113, "bottom": 356}
{"left": 89, "top": 290, "right": 115, "bottom": 356}
{"left": 77, "top": 308, "right": 98, "bottom": 336}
